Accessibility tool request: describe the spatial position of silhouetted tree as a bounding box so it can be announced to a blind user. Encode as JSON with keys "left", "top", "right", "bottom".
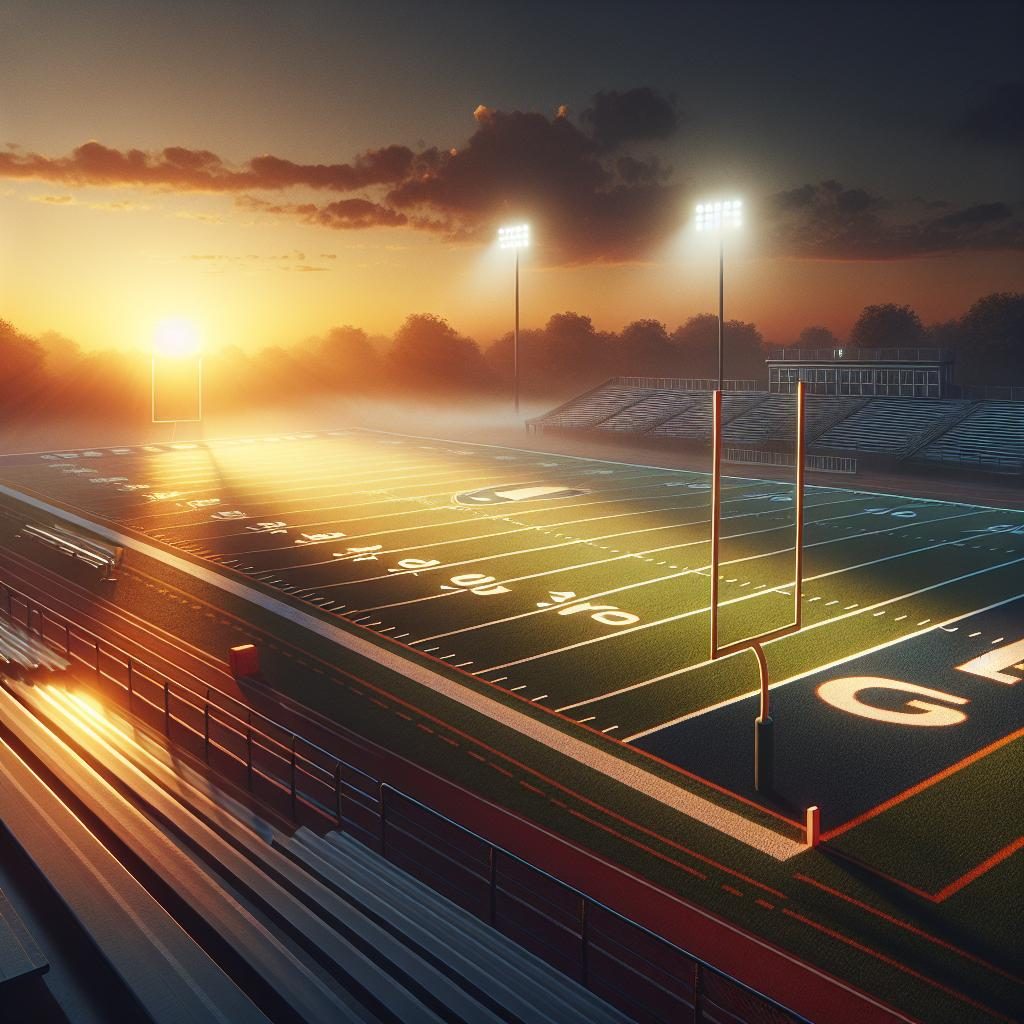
{"left": 954, "top": 292, "right": 1024, "bottom": 384}
{"left": 538, "top": 312, "right": 612, "bottom": 390}
{"left": 849, "top": 304, "right": 924, "bottom": 348}
{"left": 387, "top": 314, "right": 492, "bottom": 392}
{"left": 295, "top": 326, "right": 381, "bottom": 392}
{"left": 795, "top": 325, "right": 840, "bottom": 348}
{"left": 614, "top": 319, "right": 674, "bottom": 376}
{"left": 0, "top": 319, "right": 49, "bottom": 415}
{"left": 670, "top": 314, "right": 766, "bottom": 382}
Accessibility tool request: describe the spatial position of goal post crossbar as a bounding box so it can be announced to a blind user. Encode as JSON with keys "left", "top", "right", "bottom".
{"left": 709, "top": 381, "right": 806, "bottom": 726}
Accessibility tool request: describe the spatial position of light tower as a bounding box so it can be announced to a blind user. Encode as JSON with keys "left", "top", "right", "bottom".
{"left": 498, "top": 223, "right": 530, "bottom": 415}
{"left": 695, "top": 200, "right": 743, "bottom": 389}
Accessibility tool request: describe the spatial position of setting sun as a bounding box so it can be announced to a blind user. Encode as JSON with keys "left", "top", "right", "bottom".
{"left": 153, "top": 317, "right": 201, "bottom": 358}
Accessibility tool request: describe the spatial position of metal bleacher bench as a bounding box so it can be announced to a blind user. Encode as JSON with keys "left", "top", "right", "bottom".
{"left": 0, "top": 887, "right": 48, "bottom": 988}
{"left": 17, "top": 523, "right": 123, "bottom": 580}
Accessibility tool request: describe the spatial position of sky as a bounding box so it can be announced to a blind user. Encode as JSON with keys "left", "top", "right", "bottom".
{"left": 1, "top": 0, "right": 1021, "bottom": 353}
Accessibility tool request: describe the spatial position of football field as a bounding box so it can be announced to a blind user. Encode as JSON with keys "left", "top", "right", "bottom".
{"left": 1, "top": 426, "right": 1022, "bottom": 1022}
{"left": 1, "top": 428, "right": 1021, "bottom": 833}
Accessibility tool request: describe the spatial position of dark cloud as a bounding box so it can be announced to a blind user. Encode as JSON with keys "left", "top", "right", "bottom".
{"left": 580, "top": 87, "right": 679, "bottom": 150}
{"left": 0, "top": 140, "right": 414, "bottom": 191}
{"left": 385, "top": 106, "right": 681, "bottom": 263}
{"left": 4, "top": 88, "right": 1019, "bottom": 265}
{"left": 239, "top": 194, "right": 407, "bottom": 229}
{"left": 768, "top": 181, "right": 1024, "bottom": 259}
{"left": 955, "top": 81, "right": 1024, "bottom": 147}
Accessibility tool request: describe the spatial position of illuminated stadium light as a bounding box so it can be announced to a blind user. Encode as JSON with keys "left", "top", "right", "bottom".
{"left": 498, "top": 223, "right": 530, "bottom": 415}
{"left": 695, "top": 198, "right": 742, "bottom": 233}
{"left": 694, "top": 198, "right": 745, "bottom": 387}
{"left": 153, "top": 318, "right": 201, "bottom": 358}
{"left": 498, "top": 223, "right": 530, "bottom": 250}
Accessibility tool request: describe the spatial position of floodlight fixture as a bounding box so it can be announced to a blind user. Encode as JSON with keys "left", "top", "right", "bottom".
{"left": 498, "top": 223, "right": 530, "bottom": 250}
{"left": 498, "top": 223, "right": 530, "bottom": 415}
{"left": 693, "top": 198, "right": 745, "bottom": 388}
{"left": 695, "top": 199, "right": 743, "bottom": 233}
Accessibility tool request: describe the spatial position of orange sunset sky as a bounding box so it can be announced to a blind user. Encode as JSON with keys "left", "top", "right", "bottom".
{"left": 2, "top": 1, "right": 1021, "bottom": 355}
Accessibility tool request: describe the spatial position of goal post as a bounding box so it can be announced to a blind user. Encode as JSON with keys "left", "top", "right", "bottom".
{"left": 709, "top": 381, "right": 806, "bottom": 792}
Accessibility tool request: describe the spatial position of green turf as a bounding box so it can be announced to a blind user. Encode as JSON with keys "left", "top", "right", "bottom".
{"left": 1, "top": 429, "right": 1021, "bottom": 1024}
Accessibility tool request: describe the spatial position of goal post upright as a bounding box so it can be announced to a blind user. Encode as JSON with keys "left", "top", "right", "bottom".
{"left": 709, "top": 380, "right": 806, "bottom": 793}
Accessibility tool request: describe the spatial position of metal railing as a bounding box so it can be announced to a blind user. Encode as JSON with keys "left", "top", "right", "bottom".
{"left": 960, "top": 385, "right": 1024, "bottom": 402}
{"left": 917, "top": 452, "right": 1024, "bottom": 474}
{"left": 617, "top": 376, "right": 759, "bottom": 392}
{"left": 379, "top": 786, "right": 813, "bottom": 1024}
{"left": 723, "top": 448, "right": 857, "bottom": 474}
{"left": 0, "top": 576, "right": 821, "bottom": 1024}
{"left": 767, "top": 347, "right": 953, "bottom": 363}
{"left": 0, "top": 580, "right": 377, "bottom": 828}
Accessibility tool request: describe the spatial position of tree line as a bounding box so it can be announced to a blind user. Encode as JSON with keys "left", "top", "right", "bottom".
{"left": 1, "top": 292, "right": 1020, "bottom": 423}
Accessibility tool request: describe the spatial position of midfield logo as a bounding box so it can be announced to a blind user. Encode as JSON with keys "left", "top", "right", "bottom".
{"left": 453, "top": 484, "right": 588, "bottom": 506}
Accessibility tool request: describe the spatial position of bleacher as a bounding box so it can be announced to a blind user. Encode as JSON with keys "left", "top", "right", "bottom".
{"left": 596, "top": 390, "right": 700, "bottom": 433}
{"left": 723, "top": 395, "right": 866, "bottom": 447}
{"left": 916, "top": 402, "right": 1024, "bottom": 473}
{"left": 529, "top": 383, "right": 654, "bottom": 431}
{"left": 812, "top": 398, "right": 973, "bottom": 455}
{"left": 529, "top": 376, "right": 1023, "bottom": 477}
{"left": 649, "top": 392, "right": 766, "bottom": 442}
{"left": 0, "top": 677, "right": 633, "bottom": 1024}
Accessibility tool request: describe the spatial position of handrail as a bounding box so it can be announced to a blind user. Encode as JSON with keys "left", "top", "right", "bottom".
{"left": 959, "top": 385, "right": 1024, "bottom": 402}
{"left": 379, "top": 783, "right": 813, "bottom": 1024}
{"left": 0, "top": 575, "right": 856, "bottom": 1024}
{"left": 766, "top": 347, "right": 953, "bottom": 363}
{"left": 0, "top": 578, "right": 377, "bottom": 826}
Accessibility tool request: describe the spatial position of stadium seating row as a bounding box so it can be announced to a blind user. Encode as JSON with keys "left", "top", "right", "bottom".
{"left": 916, "top": 401, "right": 1024, "bottom": 471}
{"left": 0, "top": 677, "right": 633, "bottom": 1024}
{"left": 527, "top": 378, "right": 1024, "bottom": 472}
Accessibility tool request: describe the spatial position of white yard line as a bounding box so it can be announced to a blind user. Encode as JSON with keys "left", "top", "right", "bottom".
{"left": 0, "top": 479, "right": 806, "bottom": 862}
{"left": 350, "top": 494, "right": 858, "bottom": 617}
{"left": 269, "top": 484, "right": 809, "bottom": 574}
{"left": 411, "top": 496, "right": 901, "bottom": 642}
{"left": 220, "top": 474, "right": 760, "bottom": 555}
{"left": 478, "top": 508, "right": 1002, "bottom": 675}
{"left": 313, "top": 493, "right": 864, "bottom": 593}
{"left": 623, "top": 586, "right": 1024, "bottom": 742}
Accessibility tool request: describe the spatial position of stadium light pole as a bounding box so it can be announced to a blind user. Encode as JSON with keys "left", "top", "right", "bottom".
{"left": 498, "top": 223, "right": 530, "bottom": 415}
{"left": 695, "top": 200, "right": 742, "bottom": 389}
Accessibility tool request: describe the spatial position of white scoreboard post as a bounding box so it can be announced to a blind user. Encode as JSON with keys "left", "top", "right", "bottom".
{"left": 709, "top": 380, "right": 806, "bottom": 793}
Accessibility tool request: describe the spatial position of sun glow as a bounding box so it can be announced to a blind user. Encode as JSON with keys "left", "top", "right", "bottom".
{"left": 153, "top": 317, "right": 201, "bottom": 357}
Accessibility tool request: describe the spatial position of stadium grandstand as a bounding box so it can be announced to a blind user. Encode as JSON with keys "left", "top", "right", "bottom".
{"left": 0, "top": 583, "right": 819, "bottom": 1024}
{"left": 528, "top": 349, "right": 1024, "bottom": 477}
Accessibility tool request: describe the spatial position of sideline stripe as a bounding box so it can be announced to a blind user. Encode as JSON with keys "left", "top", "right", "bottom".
{"left": 932, "top": 836, "right": 1024, "bottom": 902}
{"left": 0, "top": 480, "right": 807, "bottom": 861}
{"left": 822, "top": 726, "right": 1024, "bottom": 841}
{"left": 795, "top": 874, "right": 1022, "bottom": 984}
{"left": 780, "top": 908, "right": 1016, "bottom": 1023}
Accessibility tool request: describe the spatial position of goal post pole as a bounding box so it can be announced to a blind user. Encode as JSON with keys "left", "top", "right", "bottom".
{"left": 709, "top": 381, "right": 806, "bottom": 794}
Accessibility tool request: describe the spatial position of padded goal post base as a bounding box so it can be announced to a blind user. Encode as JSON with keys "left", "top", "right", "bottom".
{"left": 754, "top": 715, "right": 774, "bottom": 794}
